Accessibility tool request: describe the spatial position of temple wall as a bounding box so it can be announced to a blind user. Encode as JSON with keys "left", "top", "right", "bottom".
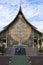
{"left": 7, "top": 15, "right": 33, "bottom": 46}
{"left": 0, "top": 14, "right": 42, "bottom": 47}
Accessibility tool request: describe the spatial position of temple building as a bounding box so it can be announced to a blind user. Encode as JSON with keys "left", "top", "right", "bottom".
{"left": 0, "top": 7, "right": 42, "bottom": 48}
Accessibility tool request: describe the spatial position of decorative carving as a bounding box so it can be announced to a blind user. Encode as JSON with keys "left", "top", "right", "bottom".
{"left": 9, "top": 18, "right": 32, "bottom": 42}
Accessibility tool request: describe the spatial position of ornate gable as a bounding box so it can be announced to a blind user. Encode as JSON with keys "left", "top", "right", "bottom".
{"left": 8, "top": 13, "right": 32, "bottom": 42}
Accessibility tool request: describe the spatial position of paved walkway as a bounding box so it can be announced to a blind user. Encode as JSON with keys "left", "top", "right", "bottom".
{"left": 9, "top": 55, "right": 31, "bottom": 65}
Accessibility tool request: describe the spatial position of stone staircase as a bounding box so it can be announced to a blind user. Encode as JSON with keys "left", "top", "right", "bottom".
{"left": 4, "top": 46, "right": 37, "bottom": 56}
{"left": 4, "top": 47, "right": 15, "bottom": 56}
{"left": 25, "top": 47, "right": 37, "bottom": 56}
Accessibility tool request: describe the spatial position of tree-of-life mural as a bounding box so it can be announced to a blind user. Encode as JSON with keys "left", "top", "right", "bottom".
{"left": 9, "top": 17, "right": 32, "bottom": 43}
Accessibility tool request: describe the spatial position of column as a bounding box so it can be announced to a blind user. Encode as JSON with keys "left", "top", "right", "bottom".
{"left": 32, "top": 30, "right": 34, "bottom": 48}
{"left": 41, "top": 33, "right": 43, "bottom": 48}
{"left": 37, "top": 34, "right": 40, "bottom": 49}
{"left": 6, "top": 33, "right": 7, "bottom": 48}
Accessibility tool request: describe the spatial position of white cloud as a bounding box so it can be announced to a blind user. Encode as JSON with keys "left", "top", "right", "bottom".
{"left": 0, "top": 26, "right": 3, "bottom": 31}
{"left": 0, "top": 0, "right": 20, "bottom": 30}
{"left": 37, "top": 4, "right": 43, "bottom": 19}
{"left": 31, "top": 20, "right": 43, "bottom": 32}
{"left": 22, "top": 6, "right": 38, "bottom": 19}
{"left": 22, "top": 2, "right": 43, "bottom": 19}
{"left": 0, "top": 0, "right": 43, "bottom": 32}
{"left": 0, "top": 0, "right": 20, "bottom": 5}
{"left": 21, "top": 0, "right": 43, "bottom": 32}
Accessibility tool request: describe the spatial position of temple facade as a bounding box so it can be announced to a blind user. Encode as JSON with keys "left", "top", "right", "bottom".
{"left": 0, "top": 7, "right": 42, "bottom": 48}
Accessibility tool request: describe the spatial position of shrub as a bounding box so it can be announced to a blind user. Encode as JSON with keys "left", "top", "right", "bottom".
{"left": 38, "top": 47, "right": 43, "bottom": 53}
{"left": 2, "top": 44, "right": 5, "bottom": 54}
{"left": 0, "top": 46, "right": 2, "bottom": 52}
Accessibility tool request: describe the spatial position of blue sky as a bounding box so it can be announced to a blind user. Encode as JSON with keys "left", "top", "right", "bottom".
{"left": 0, "top": 0, "right": 43, "bottom": 32}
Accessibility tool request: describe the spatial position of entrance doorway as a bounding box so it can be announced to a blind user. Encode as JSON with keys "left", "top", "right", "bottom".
{"left": 34, "top": 39, "right": 37, "bottom": 47}
{"left": 15, "top": 47, "right": 26, "bottom": 55}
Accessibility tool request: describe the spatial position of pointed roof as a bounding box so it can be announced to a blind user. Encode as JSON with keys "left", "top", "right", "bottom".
{"left": 19, "top": 6, "right": 22, "bottom": 13}
{"left": 0, "top": 6, "right": 42, "bottom": 34}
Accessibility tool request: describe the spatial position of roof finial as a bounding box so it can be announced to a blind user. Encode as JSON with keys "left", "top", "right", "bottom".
{"left": 19, "top": 0, "right": 22, "bottom": 12}
{"left": 20, "top": 0, "right": 21, "bottom": 7}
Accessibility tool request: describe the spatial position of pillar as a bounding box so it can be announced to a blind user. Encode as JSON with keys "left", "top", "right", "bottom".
{"left": 32, "top": 30, "right": 34, "bottom": 48}
{"left": 6, "top": 33, "right": 7, "bottom": 48}
{"left": 37, "top": 34, "right": 40, "bottom": 49}
{"left": 41, "top": 33, "right": 43, "bottom": 48}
